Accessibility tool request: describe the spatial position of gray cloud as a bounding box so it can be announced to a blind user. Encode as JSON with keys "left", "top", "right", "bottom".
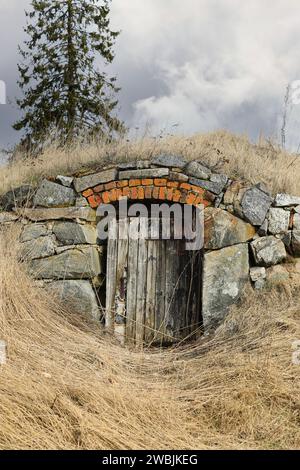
{"left": 1, "top": 0, "right": 300, "bottom": 150}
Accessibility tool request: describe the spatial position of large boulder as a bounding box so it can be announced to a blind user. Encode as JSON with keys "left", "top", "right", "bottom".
{"left": 241, "top": 187, "right": 273, "bottom": 226}
{"left": 189, "top": 174, "right": 227, "bottom": 195}
{"left": 20, "top": 235, "right": 57, "bottom": 260}
{"left": 29, "top": 246, "right": 102, "bottom": 279}
{"left": 34, "top": 180, "right": 75, "bottom": 208}
{"left": 251, "top": 236, "right": 286, "bottom": 267}
{"left": 268, "top": 208, "right": 290, "bottom": 234}
{"left": 202, "top": 244, "right": 250, "bottom": 329}
{"left": 46, "top": 280, "right": 101, "bottom": 321}
{"left": 204, "top": 208, "right": 256, "bottom": 249}
{"left": 53, "top": 221, "right": 97, "bottom": 245}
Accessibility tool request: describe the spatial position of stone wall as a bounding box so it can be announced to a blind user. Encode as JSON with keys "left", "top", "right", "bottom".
{"left": 1, "top": 154, "right": 300, "bottom": 334}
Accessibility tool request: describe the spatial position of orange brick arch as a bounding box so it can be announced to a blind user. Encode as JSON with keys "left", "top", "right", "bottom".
{"left": 82, "top": 177, "right": 215, "bottom": 209}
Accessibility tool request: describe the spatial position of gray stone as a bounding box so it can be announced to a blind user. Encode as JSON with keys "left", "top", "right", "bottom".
{"left": 74, "top": 168, "right": 118, "bottom": 192}
{"left": 21, "top": 207, "right": 96, "bottom": 222}
{"left": 189, "top": 174, "right": 227, "bottom": 195}
{"left": 202, "top": 244, "right": 250, "bottom": 330}
{"left": 204, "top": 208, "right": 256, "bottom": 250}
{"left": 75, "top": 197, "right": 89, "bottom": 207}
{"left": 53, "top": 221, "right": 97, "bottom": 245}
{"left": 29, "top": 246, "right": 102, "bottom": 279}
{"left": 0, "top": 212, "right": 19, "bottom": 224}
{"left": 254, "top": 279, "right": 266, "bottom": 290}
{"left": 117, "top": 160, "right": 150, "bottom": 170}
{"left": 293, "top": 213, "right": 300, "bottom": 230}
{"left": 241, "top": 187, "right": 273, "bottom": 225}
{"left": 34, "top": 180, "right": 75, "bottom": 208}
{"left": 169, "top": 171, "right": 189, "bottom": 182}
{"left": 292, "top": 230, "right": 300, "bottom": 256}
{"left": 255, "top": 182, "right": 271, "bottom": 195}
{"left": 46, "top": 280, "right": 101, "bottom": 320}
{"left": 20, "top": 235, "right": 56, "bottom": 260}
{"left": 258, "top": 219, "right": 268, "bottom": 236}
{"left": 152, "top": 154, "right": 186, "bottom": 169}
{"left": 277, "top": 231, "right": 292, "bottom": 248}
{"left": 251, "top": 236, "right": 286, "bottom": 267}
{"left": 119, "top": 168, "right": 169, "bottom": 180}
{"left": 185, "top": 161, "right": 211, "bottom": 180}
{"left": 250, "top": 266, "right": 266, "bottom": 282}
{"left": 295, "top": 205, "right": 300, "bottom": 214}
{"left": 274, "top": 193, "right": 300, "bottom": 207}
{"left": 0, "top": 185, "right": 34, "bottom": 211}
{"left": 20, "top": 223, "right": 48, "bottom": 242}
{"left": 268, "top": 208, "right": 290, "bottom": 234}
{"left": 56, "top": 175, "right": 74, "bottom": 187}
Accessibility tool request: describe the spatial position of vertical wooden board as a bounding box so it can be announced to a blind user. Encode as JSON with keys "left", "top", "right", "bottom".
{"left": 126, "top": 218, "right": 139, "bottom": 343}
{"left": 154, "top": 239, "right": 166, "bottom": 344}
{"left": 105, "top": 218, "right": 118, "bottom": 332}
{"left": 164, "top": 240, "right": 180, "bottom": 343}
{"left": 135, "top": 218, "right": 148, "bottom": 347}
{"left": 178, "top": 241, "right": 191, "bottom": 339}
{"left": 114, "top": 218, "right": 129, "bottom": 345}
{"left": 144, "top": 240, "right": 157, "bottom": 344}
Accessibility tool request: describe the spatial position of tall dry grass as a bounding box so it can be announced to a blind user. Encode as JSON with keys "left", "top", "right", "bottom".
{"left": 1, "top": 225, "right": 300, "bottom": 450}
{"left": 1, "top": 130, "right": 300, "bottom": 198}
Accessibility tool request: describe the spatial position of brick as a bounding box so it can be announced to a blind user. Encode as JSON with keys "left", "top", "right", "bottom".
{"left": 145, "top": 186, "right": 153, "bottom": 199}
{"left": 93, "top": 184, "right": 104, "bottom": 193}
{"left": 117, "top": 180, "right": 128, "bottom": 188}
{"left": 180, "top": 183, "right": 192, "bottom": 191}
{"left": 109, "top": 189, "right": 118, "bottom": 202}
{"left": 142, "top": 178, "right": 153, "bottom": 186}
{"left": 88, "top": 194, "right": 102, "bottom": 208}
{"left": 167, "top": 181, "right": 179, "bottom": 188}
{"left": 129, "top": 179, "right": 141, "bottom": 187}
{"left": 154, "top": 178, "right": 167, "bottom": 187}
{"left": 137, "top": 186, "right": 145, "bottom": 199}
{"left": 122, "top": 187, "right": 130, "bottom": 198}
{"left": 105, "top": 181, "right": 117, "bottom": 190}
{"left": 186, "top": 192, "right": 197, "bottom": 205}
{"left": 82, "top": 188, "right": 93, "bottom": 198}
{"left": 159, "top": 187, "right": 166, "bottom": 200}
{"left": 194, "top": 195, "right": 204, "bottom": 206}
{"left": 152, "top": 187, "right": 160, "bottom": 199}
{"left": 190, "top": 185, "right": 205, "bottom": 195}
{"left": 130, "top": 187, "right": 138, "bottom": 199}
{"left": 166, "top": 188, "right": 174, "bottom": 201}
{"left": 172, "top": 190, "right": 181, "bottom": 202}
{"left": 102, "top": 191, "right": 111, "bottom": 204}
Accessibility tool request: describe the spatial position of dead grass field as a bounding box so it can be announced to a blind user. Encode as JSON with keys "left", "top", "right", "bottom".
{"left": 1, "top": 130, "right": 300, "bottom": 197}
{"left": 1, "top": 226, "right": 300, "bottom": 450}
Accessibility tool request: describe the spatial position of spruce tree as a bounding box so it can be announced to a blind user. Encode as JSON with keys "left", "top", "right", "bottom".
{"left": 14, "top": 0, "right": 123, "bottom": 147}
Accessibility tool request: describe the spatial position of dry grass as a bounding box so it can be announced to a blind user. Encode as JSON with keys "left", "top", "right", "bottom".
{"left": 1, "top": 225, "right": 300, "bottom": 450}
{"left": 1, "top": 130, "right": 300, "bottom": 197}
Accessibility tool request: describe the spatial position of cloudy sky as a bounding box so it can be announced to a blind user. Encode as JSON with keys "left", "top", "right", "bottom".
{"left": 1, "top": 0, "right": 300, "bottom": 151}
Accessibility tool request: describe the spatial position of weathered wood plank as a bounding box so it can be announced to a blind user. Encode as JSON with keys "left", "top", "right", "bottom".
{"left": 126, "top": 218, "right": 139, "bottom": 343}
{"left": 105, "top": 218, "right": 118, "bottom": 332}
{"left": 154, "top": 239, "right": 166, "bottom": 344}
{"left": 114, "top": 218, "right": 129, "bottom": 345}
{"left": 135, "top": 218, "right": 148, "bottom": 347}
{"left": 144, "top": 240, "right": 158, "bottom": 344}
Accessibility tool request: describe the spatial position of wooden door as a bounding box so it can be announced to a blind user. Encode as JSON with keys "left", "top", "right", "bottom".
{"left": 105, "top": 217, "right": 202, "bottom": 346}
